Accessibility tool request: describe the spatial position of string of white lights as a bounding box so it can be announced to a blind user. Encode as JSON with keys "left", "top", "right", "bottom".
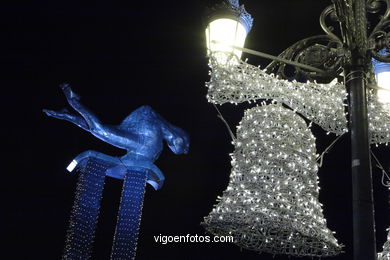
{"left": 206, "top": 53, "right": 348, "bottom": 135}
{"left": 368, "top": 90, "right": 390, "bottom": 144}
{"left": 206, "top": 53, "right": 390, "bottom": 144}
{"left": 378, "top": 228, "right": 390, "bottom": 260}
{"left": 204, "top": 53, "right": 390, "bottom": 257}
{"left": 203, "top": 104, "right": 343, "bottom": 257}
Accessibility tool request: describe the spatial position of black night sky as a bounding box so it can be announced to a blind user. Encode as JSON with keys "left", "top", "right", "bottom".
{"left": 2, "top": 1, "right": 390, "bottom": 259}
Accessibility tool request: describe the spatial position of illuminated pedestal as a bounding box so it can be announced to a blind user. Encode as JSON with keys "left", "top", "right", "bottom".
{"left": 63, "top": 158, "right": 110, "bottom": 259}
{"left": 203, "top": 104, "right": 342, "bottom": 257}
{"left": 63, "top": 158, "right": 147, "bottom": 260}
{"left": 111, "top": 171, "right": 146, "bottom": 259}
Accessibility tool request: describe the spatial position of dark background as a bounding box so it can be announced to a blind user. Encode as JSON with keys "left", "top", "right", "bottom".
{"left": 1, "top": 0, "right": 389, "bottom": 259}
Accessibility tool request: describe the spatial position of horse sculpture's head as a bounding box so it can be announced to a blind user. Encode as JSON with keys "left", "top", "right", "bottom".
{"left": 166, "top": 126, "right": 190, "bottom": 155}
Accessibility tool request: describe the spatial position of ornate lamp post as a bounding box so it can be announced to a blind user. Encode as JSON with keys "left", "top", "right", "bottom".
{"left": 203, "top": 1, "right": 390, "bottom": 260}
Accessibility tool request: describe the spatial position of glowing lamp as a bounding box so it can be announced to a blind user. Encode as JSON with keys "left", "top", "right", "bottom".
{"left": 372, "top": 50, "right": 390, "bottom": 103}
{"left": 205, "top": 0, "right": 253, "bottom": 65}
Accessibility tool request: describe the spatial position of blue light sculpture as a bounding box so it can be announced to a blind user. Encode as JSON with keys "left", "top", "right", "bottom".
{"left": 44, "top": 84, "right": 189, "bottom": 259}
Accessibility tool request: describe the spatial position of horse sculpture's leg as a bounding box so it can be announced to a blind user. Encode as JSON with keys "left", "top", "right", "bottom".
{"left": 60, "top": 83, "right": 104, "bottom": 133}
{"left": 43, "top": 108, "right": 90, "bottom": 132}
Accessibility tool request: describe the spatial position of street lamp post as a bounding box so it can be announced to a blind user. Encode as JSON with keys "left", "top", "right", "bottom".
{"left": 204, "top": 0, "right": 390, "bottom": 259}
{"left": 345, "top": 53, "right": 377, "bottom": 260}
{"left": 336, "top": 1, "right": 377, "bottom": 259}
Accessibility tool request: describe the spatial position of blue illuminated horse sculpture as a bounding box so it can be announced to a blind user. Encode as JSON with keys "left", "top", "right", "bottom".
{"left": 44, "top": 84, "right": 189, "bottom": 259}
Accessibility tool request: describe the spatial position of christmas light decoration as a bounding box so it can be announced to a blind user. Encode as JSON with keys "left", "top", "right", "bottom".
{"left": 203, "top": 104, "right": 343, "bottom": 257}
{"left": 204, "top": 0, "right": 390, "bottom": 258}
{"left": 44, "top": 84, "right": 189, "bottom": 260}
{"left": 63, "top": 158, "right": 110, "bottom": 259}
{"left": 206, "top": 54, "right": 348, "bottom": 135}
{"left": 207, "top": 53, "right": 390, "bottom": 145}
{"left": 378, "top": 228, "right": 390, "bottom": 260}
{"left": 368, "top": 90, "right": 390, "bottom": 144}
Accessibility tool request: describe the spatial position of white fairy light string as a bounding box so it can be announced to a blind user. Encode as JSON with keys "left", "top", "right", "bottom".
{"left": 206, "top": 54, "right": 348, "bottom": 135}
{"left": 378, "top": 228, "right": 390, "bottom": 260}
{"left": 204, "top": 52, "right": 390, "bottom": 257}
{"left": 203, "top": 104, "right": 343, "bottom": 257}
{"left": 368, "top": 90, "right": 390, "bottom": 144}
{"left": 206, "top": 53, "right": 390, "bottom": 144}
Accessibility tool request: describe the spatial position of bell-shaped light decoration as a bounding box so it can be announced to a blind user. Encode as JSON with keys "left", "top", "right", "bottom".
{"left": 205, "top": 0, "right": 253, "bottom": 65}
{"left": 373, "top": 49, "right": 390, "bottom": 103}
{"left": 203, "top": 104, "right": 343, "bottom": 257}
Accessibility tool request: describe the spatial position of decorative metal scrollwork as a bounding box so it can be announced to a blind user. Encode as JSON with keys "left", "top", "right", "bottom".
{"left": 368, "top": 0, "right": 390, "bottom": 62}
{"left": 264, "top": 2, "right": 347, "bottom": 83}
{"left": 320, "top": 4, "right": 342, "bottom": 43}
{"left": 266, "top": 0, "right": 390, "bottom": 82}
{"left": 265, "top": 36, "right": 344, "bottom": 83}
